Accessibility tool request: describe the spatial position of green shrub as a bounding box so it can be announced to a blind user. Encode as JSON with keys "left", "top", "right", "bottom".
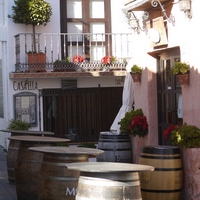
{"left": 172, "top": 62, "right": 189, "bottom": 75}
{"left": 131, "top": 65, "right": 142, "bottom": 74}
{"left": 7, "top": 119, "right": 30, "bottom": 130}
{"left": 118, "top": 108, "right": 148, "bottom": 137}
{"left": 171, "top": 123, "right": 200, "bottom": 148}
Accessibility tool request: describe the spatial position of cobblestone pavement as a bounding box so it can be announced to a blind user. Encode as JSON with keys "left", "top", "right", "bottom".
{"left": 0, "top": 146, "right": 17, "bottom": 200}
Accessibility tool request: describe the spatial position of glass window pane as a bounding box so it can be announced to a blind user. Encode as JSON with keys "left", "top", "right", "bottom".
{"left": 91, "top": 46, "right": 105, "bottom": 61}
{"left": 67, "top": 0, "right": 82, "bottom": 18}
{"left": 90, "top": 23, "right": 105, "bottom": 33}
{"left": 67, "top": 23, "right": 83, "bottom": 41}
{"left": 90, "top": 23, "right": 105, "bottom": 41}
{"left": 90, "top": 0, "right": 104, "bottom": 18}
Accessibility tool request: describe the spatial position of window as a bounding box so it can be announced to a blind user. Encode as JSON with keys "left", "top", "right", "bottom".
{"left": 60, "top": 0, "right": 111, "bottom": 60}
{"left": 14, "top": 92, "right": 37, "bottom": 126}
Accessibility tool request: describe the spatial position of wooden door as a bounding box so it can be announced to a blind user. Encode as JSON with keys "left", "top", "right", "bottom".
{"left": 157, "top": 51, "right": 182, "bottom": 145}
{"left": 42, "top": 87, "right": 123, "bottom": 142}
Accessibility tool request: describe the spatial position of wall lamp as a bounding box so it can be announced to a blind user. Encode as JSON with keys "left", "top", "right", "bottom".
{"left": 179, "top": 0, "right": 192, "bottom": 18}
{"left": 151, "top": 0, "right": 175, "bottom": 25}
{"left": 129, "top": 11, "right": 149, "bottom": 34}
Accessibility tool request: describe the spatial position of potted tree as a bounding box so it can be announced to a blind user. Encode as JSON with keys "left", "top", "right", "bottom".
{"left": 172, "top": 61, "right": 190, "bottom": 85}
{"left": 8, "top": 0, "right": 52, "bottom": 72}
{"left": 164, "top": 123, "right": 200, "bottom": 199}
{"left": 130, "top": 64, "right": 142, "bottom": 82}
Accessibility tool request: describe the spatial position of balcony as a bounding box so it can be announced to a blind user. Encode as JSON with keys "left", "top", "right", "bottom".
{"left": 10, "top": 33, "right": 133, "bottom": 79}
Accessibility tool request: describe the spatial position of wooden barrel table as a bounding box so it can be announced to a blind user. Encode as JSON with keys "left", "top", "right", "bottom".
{"left": 8, "top": 135, "right": 69, "bottom": 200}
{"left": 29, "top": 146, "right": 104, "bottom": 200}
{"left": 66, "top": 162, "right": 154, "bottom": 200}
{"left": 1, "top": 130, "right": 54, "bottom": 184}
{"left": 139, "top": 145, "right": 183, "bottom": 200}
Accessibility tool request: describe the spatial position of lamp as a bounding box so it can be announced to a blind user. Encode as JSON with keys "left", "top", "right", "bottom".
{"left": 179, "top": 0, "right": 192, "bottom": 18}
{"left": 151, "top": 0, "right": 175, "bottom": 25}
{"left": 129, "top": 11, "right": 149, "bottom": 34}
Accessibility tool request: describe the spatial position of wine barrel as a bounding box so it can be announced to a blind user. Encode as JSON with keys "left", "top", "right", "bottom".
{"left": 139, "top": 145, "right": 183, "bottom": 200}
{"left": 12, "top": 136, "right": 69, "bottom": 200}
{"left": 96, "top": 132, "right": 132, "bottom": 163}
{"left": 6, "top": 130, "right": 54, "bottom": 184}
{"left": 38, "top": 153, "right": 88, "bottom": 200}
{"left": 76, "top": 172, "right": 141, "bottom": 200}
{"left": 28, "top": 146, "right": 104, "bottom": 200}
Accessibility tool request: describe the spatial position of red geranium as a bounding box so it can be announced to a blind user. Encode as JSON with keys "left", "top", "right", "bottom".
{"left": 73, "top": 55, "right": 84, "bottom": 63}
{"left": 163, "top": 124, "right": 176, "bottom": 139}
{"left": 127, "top": 115, "right": 148, "bottom": 137}
{"left": 101, "top": 56, "right": 116, "bottom": 65}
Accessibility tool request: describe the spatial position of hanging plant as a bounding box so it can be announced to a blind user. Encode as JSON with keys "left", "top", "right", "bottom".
{"left": 118, "top": 108, "right": 148, "bottom": 137}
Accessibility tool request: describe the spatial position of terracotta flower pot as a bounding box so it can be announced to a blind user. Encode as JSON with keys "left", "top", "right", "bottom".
{"left": 130, "top": 73, "right": 141, "bottom": 82}
{"left": 176, "top": 73, "right": 189, "bottom": 85}
{"left": 27, "top": 53, "right": 46, "bottom": 72}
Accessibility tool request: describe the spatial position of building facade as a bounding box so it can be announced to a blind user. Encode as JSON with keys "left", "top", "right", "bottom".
{"left": 124, "top": 0, "right": 200, "bottom": 163}
{"left": 0, "top": 0, "right": 134, "bottom": 148}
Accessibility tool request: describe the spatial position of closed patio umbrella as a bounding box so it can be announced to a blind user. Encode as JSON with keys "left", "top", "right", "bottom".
{"left": 110, "top": 58, "right": 135, "bottom": 134}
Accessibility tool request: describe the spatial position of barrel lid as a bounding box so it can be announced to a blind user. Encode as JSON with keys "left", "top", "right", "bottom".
{"left": 29, "top": 146, "right": 104, "bottom": 156}
{"left": 141, "top": 145, "right": 180, "bottom": 154}
{"left": 1, "top": 130, "right": 54, "bottom": 135}
{"left": 66, "top": 162, "right": 154, "bottom": 173}
{"left": 8, "top": 135, "right": 70, "bottom": 142}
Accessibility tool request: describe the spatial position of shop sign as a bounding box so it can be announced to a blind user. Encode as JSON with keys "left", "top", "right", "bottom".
{"left": 13, "top": 80, "right": 38, "bottom": 91}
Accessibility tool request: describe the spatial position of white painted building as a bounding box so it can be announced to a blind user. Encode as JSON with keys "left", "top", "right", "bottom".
{"left": 0, "top": 0, "right": 134, "bottom": 149}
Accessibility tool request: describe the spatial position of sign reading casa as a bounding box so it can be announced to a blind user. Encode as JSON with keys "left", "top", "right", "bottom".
{"left": 13, "top": 80, "right": 38, "bottom": 91}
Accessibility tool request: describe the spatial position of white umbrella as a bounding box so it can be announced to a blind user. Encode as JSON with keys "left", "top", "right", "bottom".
{"left": 110, "top": 58, "right": 135, "bottom": 134}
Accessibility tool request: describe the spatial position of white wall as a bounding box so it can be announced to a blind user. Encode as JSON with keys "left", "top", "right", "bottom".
{"left": 1, "top": 0, "right": 131, "bottom": 149}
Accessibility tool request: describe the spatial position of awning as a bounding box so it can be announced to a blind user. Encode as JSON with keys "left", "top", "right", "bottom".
{"left": 124, "top": 0, "right": 170, "bottom": 11}
{"left": 148, "top": 46, "right": 180, "bottom": 58}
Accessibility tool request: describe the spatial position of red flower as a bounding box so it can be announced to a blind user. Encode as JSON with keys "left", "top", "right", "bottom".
{"left": 127, "top": 115, "right": 148, "bottom": 137}
{"left": 164, "top": 125, "right": 176, "bottom": 139}
{"left": 101, "top": 56, "right": 116, "bottom": 65}
{"left": 73, "top": 55, "right": 84, "bottom": 63}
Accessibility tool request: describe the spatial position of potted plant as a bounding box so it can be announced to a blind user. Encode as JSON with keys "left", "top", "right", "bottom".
{"left": 130, "top": 64, "right": 142, "bottom": 82}
{"left": 172, "top": 62, "right": 190, "bottom": 85}
{"left": 101, "top": 56, "right": 116, "bottom": 71}
{"left": 53, "top": 57, "right": 77, "bottom": 72}
{"left": 7, "top": 119, "right": 30, "bottom": 130}
{"left": 164, "top": 123, "right": 200, "bottom": 199}
{"left": 8, "top": 0, "right": 52, "bottom": 72}
{"left": 73, "top": 55, "right": 85, "bottom": 72}
{"left": 118, "top": 108, "right": 148, "bottom": 137}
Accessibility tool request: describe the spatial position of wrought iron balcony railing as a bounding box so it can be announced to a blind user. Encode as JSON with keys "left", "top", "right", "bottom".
{"left": 14, "top": 33, "right": 133, "bottom": 73}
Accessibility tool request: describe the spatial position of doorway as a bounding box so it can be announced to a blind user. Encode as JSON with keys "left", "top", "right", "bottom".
{"left": 157, "top": 48, "right": 183, "bottom": 145}
{"left": 41, "top": 87, "right": 123, "bottom": 142}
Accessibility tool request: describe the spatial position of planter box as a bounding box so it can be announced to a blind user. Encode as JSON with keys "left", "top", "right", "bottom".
{"left": 27, "top": 53, "right": 46, "bottom": 72}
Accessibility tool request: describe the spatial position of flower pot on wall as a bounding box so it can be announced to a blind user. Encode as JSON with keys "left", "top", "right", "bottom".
{"left": 27, "top": 53, "right": 46, "bottom": 72}
{"left": 176, "top": 73, "right": 189, "bottom": 85}
{"left": 130, "top": 73, "right": 141, "bottom": 82}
